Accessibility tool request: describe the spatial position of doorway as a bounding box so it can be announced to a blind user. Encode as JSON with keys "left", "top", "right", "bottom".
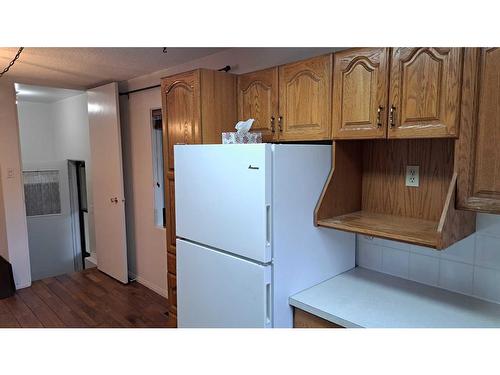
{"left": 16, "top": 83, "right": 94, "bottom": 281}
{"left": 68, "top": 160, "right": 91, "bottom": 270}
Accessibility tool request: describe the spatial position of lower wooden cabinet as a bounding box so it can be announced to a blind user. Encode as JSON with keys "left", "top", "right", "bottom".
{"left": 457, "top": 48, "right": 500, "bottom": 213}
{"left": 293, "top": 308, "right": 343, "bottom": 328}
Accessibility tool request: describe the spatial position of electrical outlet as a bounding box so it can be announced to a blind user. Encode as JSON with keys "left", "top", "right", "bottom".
{"left": 406, "top": 165, "right": 419, "bottom": 187}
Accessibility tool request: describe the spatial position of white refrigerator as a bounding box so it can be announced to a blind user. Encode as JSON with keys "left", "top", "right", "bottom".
{"left": 174, "top": 144, "right": 355, "bottom": 328}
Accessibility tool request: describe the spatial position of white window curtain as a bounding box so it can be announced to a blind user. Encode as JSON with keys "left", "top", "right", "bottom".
{"left": 23, "top": 170, "right": 61, "bottom": 216}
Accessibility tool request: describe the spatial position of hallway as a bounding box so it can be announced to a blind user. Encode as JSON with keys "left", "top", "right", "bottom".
{"left": 0, "top": 268, "right": 173, "bottom": 328}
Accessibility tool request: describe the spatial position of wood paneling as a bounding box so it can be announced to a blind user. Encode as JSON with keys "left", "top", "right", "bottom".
{"left": 293, "top": 308, "right": 342, "bottom": 328}
{"left": 167, "top": 273, "right": 177, "bottom": 308}
{"left": 388, "top": 48, "right": 463, "bottom": 138}
{"left": 279, "top": 54, "right": 332, "bottom": 141}
{"left": 0, "top": 269, "right": 173, "bottom": 328}
{"left": 168, "top": 178, "right": 176, "bottom": 248}
{"left": 472, "top": 48, "right": 500, "bottom": 200}
{"left": 362, "top": 139, "right": 454, "bottom": 221}
{"left": 162, "top": 70, "right": 201, "bottom": 172}
{"left": 167, "top": 253, "right": 176, "bottom": 275}
{"left": 457, "top": 48, "right": 500, "bottom": 213}
{"left": 237, "top": 67, "right": 279, "bottom": 142}
{"left": 437, "top": 174, "right": 476, "bottom": 249}
{"left": 314, "top": 141, "right": 363, "bottom": 223}
{"left": 200, "top": 69, "right": 238, "bottom": 144}
{"left": 332, "top": 48, "right": 390, "bottom": 139}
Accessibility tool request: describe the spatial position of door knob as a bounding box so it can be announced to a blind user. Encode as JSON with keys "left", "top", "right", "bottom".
{"left": 110, "top": 197, "right": 118, "bottom": 204}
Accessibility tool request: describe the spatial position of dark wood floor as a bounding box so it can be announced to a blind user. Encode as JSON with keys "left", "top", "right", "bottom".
{"left": 0, "top": 268, "right": 174, "bottom": 328}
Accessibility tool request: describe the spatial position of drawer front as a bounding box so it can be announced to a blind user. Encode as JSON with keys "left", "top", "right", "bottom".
{"left": 168, "top": 272, "right": 177, "bottom": 307}
{"left": 293, "top": 308, "right": 343, "bottom": 328}
{"left": 167, "top": 252, "right": 176, "bottom": 275}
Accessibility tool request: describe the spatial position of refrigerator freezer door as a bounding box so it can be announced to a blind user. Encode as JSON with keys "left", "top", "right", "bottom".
{"left": 175, "top": 144, "right": 272, "bottom": 263}
{"left": 177, "top": 239, "right": 272, "bottom": 328}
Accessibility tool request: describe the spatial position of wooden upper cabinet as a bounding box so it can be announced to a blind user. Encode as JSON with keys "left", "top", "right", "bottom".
{"left": 457, "top": 48, "right": 500, "bottom": 213}
{"left": 161, "top": 70, "right": 201, "bottom": 172}
{"left": 388, "top": 48, "right": 463, "bottom": 138}
{"left": 332, "top": 48, "right": 390, "bottom": 139}
{"left": 473, "top": 48, "right": 500, "bottom": 202}
{"left": 237, "top": 67, "right": 279, "bottom": 142}
{"left": 278, "top": 54, "right": 332, "bottom": 141}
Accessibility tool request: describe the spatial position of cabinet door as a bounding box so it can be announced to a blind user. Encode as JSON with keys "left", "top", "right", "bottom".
{"left": 388, "top": 48, "right": 463, "bottom": 138}
{"left": 457, "top": 48, "right": 500, "bottom": 213}
{"left": 278, "top": 54, "right": 332, "bottom": 141}
{"left": 161, "top": 70, "right": 201, "bottom": 172}
{"left": 237, "top": 67, "right": 279, "bottom": 142}
{"left": 332, "top": 48, "right": 390, "bottom": 139}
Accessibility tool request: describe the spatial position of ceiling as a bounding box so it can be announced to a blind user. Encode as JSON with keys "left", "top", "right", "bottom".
{"left": 15, "top": 83, "right": 84, "bottom": 103}
{"left": 0, "top": 47, "right": 227, "bottom": 90}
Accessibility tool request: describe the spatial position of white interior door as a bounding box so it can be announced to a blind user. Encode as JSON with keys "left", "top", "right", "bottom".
{"left": 87, "top": 82, "right": 128, "bottom": 283}
{"left": 177, "top": 239, "right": 272, "bottom": 328}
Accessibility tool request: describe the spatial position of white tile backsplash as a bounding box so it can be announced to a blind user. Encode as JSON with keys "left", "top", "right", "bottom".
{"left": 382, "top": 247, "right": 409, "bottom": 278}
{"left": 473, "top": 266, "right": 500, "bottom": 303}
{"left": 439, "top": 234, "right": 476, "bottom": 264}
{"left": 439, "top": 259, "right": 474, "bottom": 295}
{"left": 475, "top": 234, "right": 500, "bottom": 270}
{"left": 409, "top": 244, "right": 440, "bottom": 258}
{"left": 409, "top": 253, "right": 439, "bottom": 286}
{"left": 359, "top": 235, "right": 410, "bottom": 251}
{"left": 477, "top": 214, "right": 500, "bottom": 236}
{"left": 355, "top": 213, "right": 500, "bottom": 304}
{"left": 356, "top": 238, "right": 383, "bottom": 272}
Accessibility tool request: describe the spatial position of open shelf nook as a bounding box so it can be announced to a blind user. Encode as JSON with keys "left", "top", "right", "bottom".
{"left": 314, "top": 139, "right": 476, "bottom": 249}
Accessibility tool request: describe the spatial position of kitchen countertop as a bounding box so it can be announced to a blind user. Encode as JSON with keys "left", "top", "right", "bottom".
{"left": 289, "top": 267, "right": 500, "bottom": 328}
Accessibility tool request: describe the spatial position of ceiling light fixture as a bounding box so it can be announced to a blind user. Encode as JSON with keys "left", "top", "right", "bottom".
{"left": 0, "top": 47, "right": 24, "bottom": 79}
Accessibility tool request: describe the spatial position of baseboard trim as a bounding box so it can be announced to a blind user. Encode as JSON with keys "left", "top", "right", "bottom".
{"left": 15, "top": 281, "right": 32, "bottom": 290}
{"left": 128, "top": 272, "right": 167, "bottom": 298}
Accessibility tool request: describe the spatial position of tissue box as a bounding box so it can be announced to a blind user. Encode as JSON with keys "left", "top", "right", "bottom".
{"left": 222, "top": 132, "right": 262, "bottom": 144}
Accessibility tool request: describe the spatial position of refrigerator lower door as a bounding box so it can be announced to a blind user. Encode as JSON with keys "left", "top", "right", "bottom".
{"left": 177, "top": 239, "right": 272, "bottom": 328}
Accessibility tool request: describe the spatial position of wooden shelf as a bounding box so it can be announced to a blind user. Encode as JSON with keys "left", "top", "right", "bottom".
{"left": 314, "top": 140, "right": 476, "bottom": 250}
{"left": 317, "top": 211, "right": 439, "bottom": 248}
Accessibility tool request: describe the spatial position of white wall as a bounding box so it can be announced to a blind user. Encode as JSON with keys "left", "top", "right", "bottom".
{"left": 52, "top": 94, "right": 95, "bottom": 254}
{"left": 0, "top": 167, "right": 8, "bottom": 260}
{"left": 119, "top": 47, "right": 341, "bottom": 92}
{"left": 120, "top": 88, "right": 167, "bottom": 297}
{"left": 356, "top": 213, "right": 500, "bottom": 304}
{"left": 0, "top": 80, "right": 31, "bottom": 288}
{"left": 17, "top": 102, "right": 56, "bottom": 162}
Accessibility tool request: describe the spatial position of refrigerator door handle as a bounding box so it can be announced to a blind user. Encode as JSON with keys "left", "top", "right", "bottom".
{"left": 266, "top": 205, "right": 271, "bottom": 246}
{"left": 265, "top": 282, "right": 272, "bottom": 326}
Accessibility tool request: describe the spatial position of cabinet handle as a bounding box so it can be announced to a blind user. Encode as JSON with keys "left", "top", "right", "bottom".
{"left": 389, "top": 105, "right": 396, "bottom": 128}
{"left": 278, "top": 116, "right": 283, "bottom": 132}
{"left": 377, "top": 106, "right": 384, "bottom": 128}
{"left": 270, "top": 116, "right": 275, "bottom": 133}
